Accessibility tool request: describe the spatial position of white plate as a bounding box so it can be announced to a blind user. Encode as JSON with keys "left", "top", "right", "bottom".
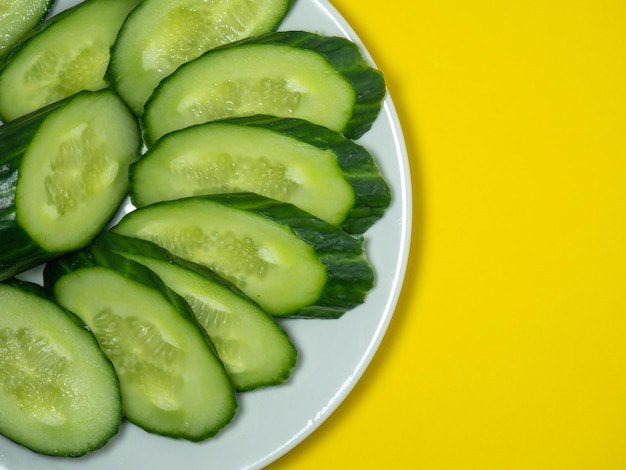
{"left": 3, "top": 0, "right": 412, "bottom": 468}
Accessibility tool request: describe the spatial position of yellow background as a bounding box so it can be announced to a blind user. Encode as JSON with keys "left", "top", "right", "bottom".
{"left": 271, "top": 0, "right": 626, "bottom": 468}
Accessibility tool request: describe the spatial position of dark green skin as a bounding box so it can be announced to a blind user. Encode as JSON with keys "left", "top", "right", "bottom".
{"left": 43, "top": 244, "right": 238, "bottom": 441}
{"left": 208, "top": 193, "right": 376, "bottom": 318}
{"left": 0, "top": 1, "right": 86, "bottom": 121}
{"left": 0, "top": 98, "right": 69, "bottom": 280}
{"left": 0, "top": 277, "right": 123, "bottom": 457}
{"left": 106, "top": 0, "right": 297, "bottom": 116}
{"left": 142, "top": 30, "right": 386, "bottom": 144}
{"left": 113, "top": 193, "right": 375, "bottom": 319}
{"left": 0, "top": 0, "right": 144, "bottom": 122}
{"left": 44, "top": 243, "right": 225, "bottom": 362}
{"left": 43, "top": 246, "right": 197, "bottom": 331}
{"left": 91, "top": 231, "right": 298, "bottom": 391}
{"left": 1, "top": 277, "right": 93, "bottom": 333}
{"left": 0, "top": 89, "right": 141, "bottom": 281}
{"left": 2, "top": 277, "right": 52, "bottom": 300}
{"left": 244, "top": 31, "right": 386, "bottom": 140}
{"left": 132, "top": 114, "right": 392, "bottom": 235}
{"left": 92, "top": 231, "right": 255, "bottom": 299}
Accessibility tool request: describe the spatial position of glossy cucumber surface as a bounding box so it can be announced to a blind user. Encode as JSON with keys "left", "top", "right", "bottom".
{"left": 0, "top": 278, "right": 122, "bottom": 457}
{"left": 44, "top": 247, "right": 238, "bottom": 441}
{"left": 130, "top": 115, "right": 391, "bottom": 234}
{"left": 0, "top": 0, "right": 54, "bottom": 59}
{"left": 94, "top": 232, "right": 298, "bottom": 391}
{"left": 108, "top": 0, "right": 295, "bottom": 115}
{"left": 112, "top": 194, "right": 375, "bottom": 318}
{"left": 0, "top": 0, "right": 141, "bottom": 121}
{"left": 141, "top": 30, "right": 386, "bottom": 144}
{"left": 0, "top": 89, "right": 141, "bottom": 281}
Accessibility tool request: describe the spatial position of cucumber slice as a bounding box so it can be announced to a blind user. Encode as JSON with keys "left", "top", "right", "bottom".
{"left": 112, "top": 194, "right": 374, "bottom": 318}
{"left": 108, "top": 0, "right": 295, "bottom": 115}
{"left": 0, "top": 89, "right": 141, "bottom": 281}
{"left": 130, "top": 115, "right": 391, "bottom": 234}
{"left": 94, "top": 232, "right": 297, "bottom": 391}
{"left": 0, "top": 0, "right": 54, "bottom": 59}
{"left": 44, "top": 247, "right": 238, "bottom": 441}
{"left": 141, "top": 30, "right": 386, "bottom": 144}
{"left": 0, "top": 279, "right": 122, "bottom": 457}
{"left": 0, "top": 0, "right": 141, "bottom": 121}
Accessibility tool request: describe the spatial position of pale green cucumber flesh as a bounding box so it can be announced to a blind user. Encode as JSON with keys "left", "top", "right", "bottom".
{"left": 112, "top": 242, "right": 298, "bottom": 391}
{"left": 130, "top": 121, "right": 355, "bottom": 225}
{"left": 112, "top": 198, "right": 328, "bottom": 315}
{"left": 53, "top": 266, "right": 237, "bottom": 441}
{"left": 179, "top": 279, "right": 297, "bottom": 390}
{"left": 15, "top": 90, "right": 140, "bottom": 252}
{"left": 0, "top": 0, "right": 141, "bottom": 120}
{"left": 142, "top": 43, "right": 355, "bottom": 144}
{"left": 0, "top": 280, "right": 121, "bottom": 457}
{"left": 190, "top": 193, "right": 375, "bottom": 318}
{"left": 108, "top": 0, "right": 293, "bottom": 114}
{"left": 0, "top": 0, "right": 52, "bottom": 59}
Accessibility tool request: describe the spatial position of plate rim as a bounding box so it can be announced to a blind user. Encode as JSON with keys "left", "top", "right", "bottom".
{"left": 1, "top": 0, "right": 414, "bottom": 468}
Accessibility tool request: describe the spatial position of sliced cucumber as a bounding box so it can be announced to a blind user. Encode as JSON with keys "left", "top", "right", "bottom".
{"left": 44, "top": 246, "right": 238, "bottom": 441}
{"left": 0, "top": 89, "right": 141, "bottom": 281}
{"left": 94, "top": 232, "right": 297, "bottom": 391}
{"left": 0, "top": 0, "right": 141, "bottom": 121}
{"left": 130, "top": 115, "right": 391, "bottom": 233}
{"left": 141, "top": 31, "right": 386, "bottom": 144}
{"left": 112, "top": 194, "right": 374, "bottom": 318}
{"left": 0, "top": 278, "right": 122, "bottom": 457}
{"left": 108, "top": 0, "right": 295, "bottom": 115}
{"left": 0, "top": 0, "right": 54, "bottom": 59}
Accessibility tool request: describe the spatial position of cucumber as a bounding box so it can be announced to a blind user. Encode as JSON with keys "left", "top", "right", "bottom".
{"left": 141, "top": 30, "right": 386, "bottom": 145}
{"left": 0, "top": 0, "right": 54, "bottom": 59}
{"left": 130, "top": 115, "right": 391, "bottom": 234}
{"left": 93, "top": 232, "right": 297, "bottom": 391}
{"left": 0, "top": 278, "right": 122, "bottom": 457}
{"left": 0, "top": 0, "right": 141, "bottom": 121}
{"left": 111, "top": 194, "right": 374, "bottom": 318}
{"left": 43, "top": 246, "right": 238, "bottom": 441}
{"left": 107, "top": 0, "right": 295, "bottom": 115}
{"left": 0, "top": 89, "right": 141, "bottom": 281}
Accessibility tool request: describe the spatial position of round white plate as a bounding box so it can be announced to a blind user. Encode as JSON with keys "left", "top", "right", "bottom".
{"left": 3, "top": 0, "right": 412, "bottom": 468}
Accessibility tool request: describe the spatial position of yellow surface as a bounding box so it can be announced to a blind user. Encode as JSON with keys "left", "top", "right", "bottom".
{"left": 271, "top": 0, "right": 626, "bottom": 468}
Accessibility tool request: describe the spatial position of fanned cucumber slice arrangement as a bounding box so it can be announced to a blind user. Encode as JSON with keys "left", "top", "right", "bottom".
{"left": 107, "top": 0, "right": 295, "bottom": 115}
{"left": 112, "top": 194, "right": 375, "bottom": 318}
{"left": 0, "top": 0, "right": 141, "bottom": 121}
{"left": 0, "top": 0, "right": 392, "bottom": 458}
{"left": 0, "top": 279, "right": 122, "bottom": 457}
{"left": 0, "top": 0, "right": 54, "bottom": 59}
{"left": 93, "top": 232, "right": 297, "bottom": 391}
{"left": 44, "top": 246, "right": 238, "bottom": 441}
{"left": 130, "top": 115, "right": 391, "bottom": 234}
{"left": 0, "top": 89, "right": 141, "bottom": 281}
{"left": 141, "top": 30, "right": 386, "bottom": 144}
